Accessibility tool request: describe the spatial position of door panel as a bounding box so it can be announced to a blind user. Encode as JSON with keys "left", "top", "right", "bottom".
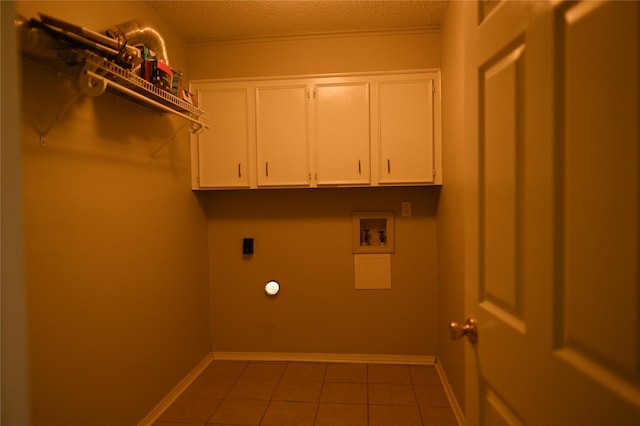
{"left": 256, "top": 85, "right": 310, "bottom": 187}
{"left": 316, "top": 82, "right": 370, "bottom": 185}
{"left": 480, "top": 41, "right": 526, "bottom": 326}
{"left": 378, "top": 79, "right": 435, "bottom": 184}
{"left": 484, "top": 388, "right": 524, "bottom": 426}
{"left": 464, "top": 1, "right": 639, "bottom": 424}
{"left": 557, "top": 0, "right": 639, "bottom": 383}
{"left": 197, "top": 88, "right": 250, "bottom": 188}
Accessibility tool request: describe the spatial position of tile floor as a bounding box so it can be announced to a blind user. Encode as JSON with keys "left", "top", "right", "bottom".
{"left": 153, "top": 360, "right": 458, "bottom": 426}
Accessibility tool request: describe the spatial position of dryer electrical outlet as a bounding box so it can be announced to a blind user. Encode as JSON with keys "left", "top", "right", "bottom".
{"left": 242, "top": 238, "right": 254, "bottom": 255}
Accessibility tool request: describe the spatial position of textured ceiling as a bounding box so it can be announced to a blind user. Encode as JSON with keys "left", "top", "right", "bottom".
{"left": 147, "top": 1, "right": 448, "bottom": 43}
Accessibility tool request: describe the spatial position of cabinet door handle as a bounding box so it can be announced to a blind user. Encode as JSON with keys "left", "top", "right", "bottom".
{"left": 238, "top": 163, "right": 242, "bottom": 178}
{"left": 387, "top": 159, "right": 391, "bottom": 174}
{"left": 358, "top": 160, "right": 361, "bottom": 175}
{"left": 266, "top": 162, "right": 269, "bottom": 177}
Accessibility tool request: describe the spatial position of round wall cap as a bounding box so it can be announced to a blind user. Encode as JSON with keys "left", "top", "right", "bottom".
{"left": 265, "top": 280, "right": 280, "bottom": 296}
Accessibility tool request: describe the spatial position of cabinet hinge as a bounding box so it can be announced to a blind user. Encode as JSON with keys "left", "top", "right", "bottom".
{"left": 433, "top": 168, "right": 437, "bottom": 178}
{"left": 432, "top": 83, "right": 436, "bottom": 94}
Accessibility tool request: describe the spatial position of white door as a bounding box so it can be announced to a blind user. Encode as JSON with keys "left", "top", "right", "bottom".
{"left": 378, "top": 76, "right": 435, "bottom": 184}
{"left": 461, "top": 1, "right": 639, "bottom": 424}
{"left": 256, "top": 85, "right": 310, "bottom": 187}
{"left": 197, "top": 87, "right": 250, "bottom": 188}
{"left": 315, "top": 82, "right": 370, "bottom": 185}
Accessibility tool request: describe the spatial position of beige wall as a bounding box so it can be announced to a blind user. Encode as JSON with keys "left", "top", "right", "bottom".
{"left": 190, "top": 31, "right": 441, "bottom": 357}
{"left": 437, "top": 0, "right": 467, "bottom": 411}
{"left": 202, "top": 187, "right": 439, "bottom": 355}
{"left": 188, "top": 30, "right": 440, "bottom": 80}
{"left": 16, "top": 2, "right": 211, "bottom": 424}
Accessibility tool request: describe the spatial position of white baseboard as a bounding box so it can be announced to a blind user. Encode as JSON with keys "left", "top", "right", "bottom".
{"left": 213, "top": 351, "right": 436, "bottom": 365}
{"left": 435, "top": 358, "right": 465, "bottom": 426}
{"left": 137, "top": 352, "right": 214, "bottom": 426}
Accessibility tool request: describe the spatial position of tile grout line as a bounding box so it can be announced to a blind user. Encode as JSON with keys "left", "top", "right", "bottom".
{"left": 410, "top": 365, "right": 427, "bottom": 426}
{"left": 264, "top": 360, "right": 287, "bottom": 426}
{"left": 366, "top": 363, "right": 370, "bottom": 426}
{"left": 206, "top": 360, "right": 249, "bottom": 425}
{"left": 312, "top": 362, "right": 329, "bottom": 426}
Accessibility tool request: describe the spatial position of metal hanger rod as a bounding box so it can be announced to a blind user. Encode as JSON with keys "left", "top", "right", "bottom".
{"left": 84, "top": 69, "right": 209, "bottom": 132}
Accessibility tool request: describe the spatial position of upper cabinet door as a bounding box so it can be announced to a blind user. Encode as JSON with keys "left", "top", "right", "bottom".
{"left": 378, "top": 78, "right": 435, "bottom": 184}
{"left": 197, "top": 87, "right": 250, "bottom": 188}
{"left": 315, "top": 82, "right": 370, "bottom": 185}
{"left": 256, "top": 85, "right": 310, "bottom": 187}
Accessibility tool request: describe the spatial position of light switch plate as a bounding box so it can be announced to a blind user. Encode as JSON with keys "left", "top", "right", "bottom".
{"left": 402, "top": 202, "right": 412, "bottom": 217}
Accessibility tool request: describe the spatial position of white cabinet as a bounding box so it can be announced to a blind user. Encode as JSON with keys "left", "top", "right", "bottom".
{"left": 376, "top": 76, "right": 437, "bottom": 184}
{"left": 315, "top": 82, "right": 370, "bottom": 185}
{"left": 196, "top": 87, "right": 250, "bottom": 188}
{"left": 191, "top": 70, "right": 441, "bottom": 190}
{"left": 255, "top": 84, "right": 310, "bottom": 187}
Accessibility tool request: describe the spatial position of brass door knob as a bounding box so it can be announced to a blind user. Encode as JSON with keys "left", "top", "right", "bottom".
{"left": 449, "top": 317, "right": 478, "bottom": 344}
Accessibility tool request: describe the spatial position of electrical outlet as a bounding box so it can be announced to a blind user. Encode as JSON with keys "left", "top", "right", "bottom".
{"left": 243, "top": 238, "right": 254, "bottom": 255}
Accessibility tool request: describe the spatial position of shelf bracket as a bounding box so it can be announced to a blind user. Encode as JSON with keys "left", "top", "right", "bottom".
{"left": 37, "top": 91, "right": 84, "bottom": 145}
{"left": 148, "top": 123, "right": 188, "bottom": 162}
